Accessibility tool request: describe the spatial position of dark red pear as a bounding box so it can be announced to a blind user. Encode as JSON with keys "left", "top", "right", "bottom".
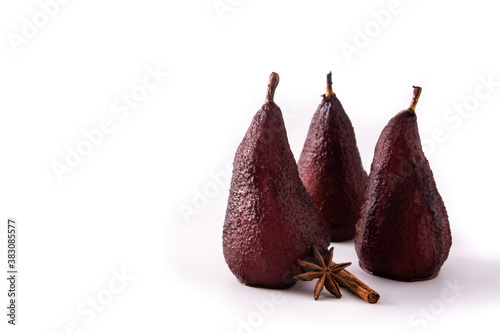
{"left": 298, "top": 72, "right": 367, "bottom": 241}
{"left": 223, "top": 73, "right": 330, "bottom": 289}
{"left": 355, "top": 86, "right": 452, "bottom": 281}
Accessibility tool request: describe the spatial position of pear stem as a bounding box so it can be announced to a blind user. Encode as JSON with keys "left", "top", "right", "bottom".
{"left": 409, "top": 86, "right": 422, "bottom": 112}
{"left": 266, "top": 72, "right": 280, "bottom": 103}
{"left": 325, "top": 71, "right": 335, "bottom": 98}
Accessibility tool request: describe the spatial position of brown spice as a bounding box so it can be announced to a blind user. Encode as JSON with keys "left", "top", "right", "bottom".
{"left": 294, "top": 246, "right": 380, "bottom": 304}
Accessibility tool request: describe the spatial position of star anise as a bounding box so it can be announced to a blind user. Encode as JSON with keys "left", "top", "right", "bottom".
{"left": 294, "top": 246, "right": 351, "bottom": 300}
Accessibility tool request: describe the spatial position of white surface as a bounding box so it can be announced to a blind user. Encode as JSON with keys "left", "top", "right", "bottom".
{"left": 1, "top": 0, "right": 499, "bottom": 332}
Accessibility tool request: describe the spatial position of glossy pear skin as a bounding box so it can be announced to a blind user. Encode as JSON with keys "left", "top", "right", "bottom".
{"left": 355, "top": 105, "right": 451, "bottom": 281}
{"left": 223, "top": 77, "right": 330, "bottom": 289}
{"left": 298, "top": 86, "right": 367, "bottom": 241}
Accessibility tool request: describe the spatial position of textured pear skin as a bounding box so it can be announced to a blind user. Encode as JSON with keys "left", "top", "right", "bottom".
{"left": 298, "top": 94, "right": 367, "bottom": 241}
{"left": 355, "top": 108, "right": 452, "bottom": 281}
{"left": 223, "top": 101, "right": 330, "bottom": 289}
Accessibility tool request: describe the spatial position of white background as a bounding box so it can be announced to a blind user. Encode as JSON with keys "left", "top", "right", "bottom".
{"left": 1, "top": 0, "right": 500, "bottom": 332}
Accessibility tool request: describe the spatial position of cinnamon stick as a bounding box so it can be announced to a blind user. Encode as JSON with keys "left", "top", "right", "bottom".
{"left": 335, "top": 263, "right": 380, "bottom": 304}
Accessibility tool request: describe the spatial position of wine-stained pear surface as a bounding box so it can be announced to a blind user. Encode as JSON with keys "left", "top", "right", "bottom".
{"left": 355, "top": 86, "right": 452, "bottom": 281}
{"left": 298, "top": 72, "right": 367, "bottom": 241}
{"left": 223, "top": 72, "right": 330, "bottom": 289}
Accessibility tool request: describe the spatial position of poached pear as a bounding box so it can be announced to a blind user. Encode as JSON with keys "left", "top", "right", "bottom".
{"left": 355, "top": 86, "right": 452, "bottom": 281}
{"left": 298, "top": 72, "right": 367, "bottom": 241}
{"left": 223, "top": 73, "right": 330, "bottom": 289}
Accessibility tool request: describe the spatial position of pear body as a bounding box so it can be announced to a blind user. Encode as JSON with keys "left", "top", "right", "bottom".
{"left": 223, "top": 101, "right": 330, "bottom": 289}
{"left": 298, "top": 94, "right": 367, "bottom": 241}
{"left": 355, "top": 109, "right": 451, "bottom": 281}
